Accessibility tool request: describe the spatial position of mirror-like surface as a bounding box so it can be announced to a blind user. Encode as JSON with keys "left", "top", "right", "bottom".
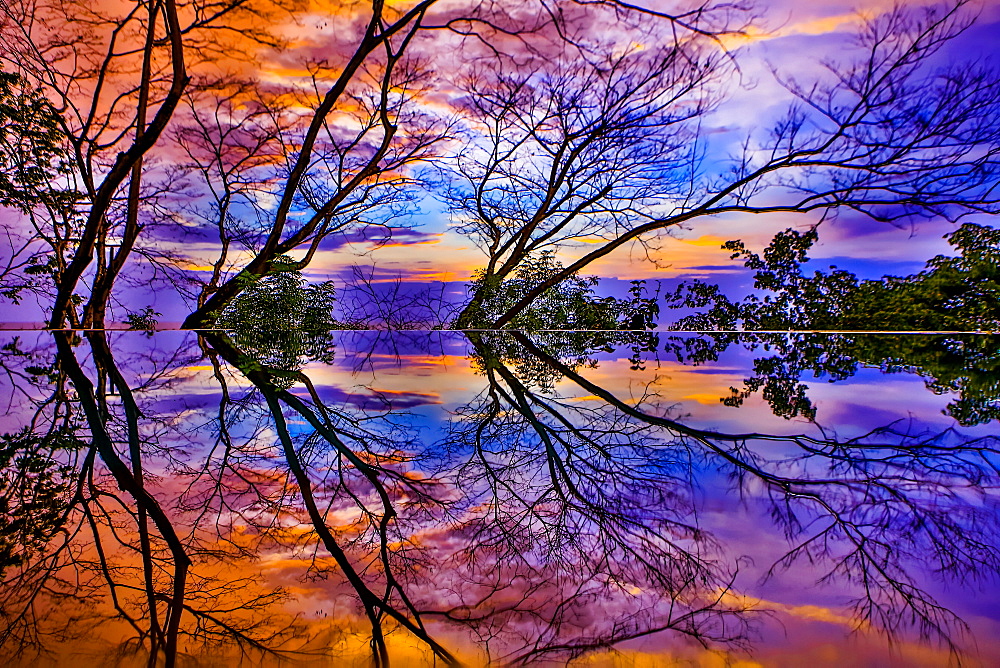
{"left": 0, "top": 330, "right": 998, "bottom": 667}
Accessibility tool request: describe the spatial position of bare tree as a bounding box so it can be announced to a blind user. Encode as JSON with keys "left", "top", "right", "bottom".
{"left": 446, "top": 31, "right": 727, "bottom": 327}
{"left": 1, "top": 0, "right": 755, "bottom": 329}
{"left": 0, "top": 0, "right": 291, "bottom": 328}
{"left": 504, "top": 331, "right": 1000, "bottom": 657}
{"left": 179, "top": 0, "right": 748, "bottom": 330}
{"left": 0, "top": 332, "right": 301, "bottom": 668}
{"left": 450, "top": 0, "right": 1000, "bottom": 328}
{"left": 178, "top": 1, "right": 460, "bottom": 328}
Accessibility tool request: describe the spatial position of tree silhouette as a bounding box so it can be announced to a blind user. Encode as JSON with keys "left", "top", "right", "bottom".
{"left": 666, "top": 223, "right": 1000, "bottom": 332}
{"left": 661, "top": 332, "right": 1000, "bottom": 427}
{"left": 460, "top": 1, "right": 1000, "bottom": 328}
{"left": 0, "top": 332, "right": 304, "bottom": 668}
{"left": 0, "top": 0, "right": 752, "bottom": 328}
{"left": 470, "top": 332, "right": 1000, "bottom": 660}
{"left": 1, "top": 328, "right": 999, "bottom": 665}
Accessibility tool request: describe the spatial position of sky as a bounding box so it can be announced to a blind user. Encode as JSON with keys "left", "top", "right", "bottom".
{"left": 2, "top": 0, "right": 1000, "bottom": 326}
{"left": 2, "top": 3, "right": 1000, "bottom": 663}
{"left": 268, "top": 0, "right": 1000, "bottom": 285}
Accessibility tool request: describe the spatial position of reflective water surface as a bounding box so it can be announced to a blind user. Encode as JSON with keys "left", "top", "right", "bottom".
{"left": 1, "top": 330, "right": 998, "bottom": 667}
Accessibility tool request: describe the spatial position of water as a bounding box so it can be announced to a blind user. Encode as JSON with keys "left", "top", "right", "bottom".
{"left": 1, "top": 330, "right": 998, "bottom": 667}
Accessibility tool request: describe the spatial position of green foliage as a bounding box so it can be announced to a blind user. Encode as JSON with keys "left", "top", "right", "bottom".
{"left": 462, "top": 251, "right": 660, "bottom": 331}
{"left": 746, "top": 334, "right": 1000, "bottom": 426}
{"left": 460, "top": 253, "right": 661, "bottom": 389}
{"left": 666, "top": 223, "right": 1000, "bottom": 332}
{"left": 664, "top": 227, "right": 1000, "bottom": 423}
{"left": 665, "top": 332, "right": 1000, "bottom": 426}
{"left": 0, "top": 70, "right": 76, "bottom": 213}
{"left": 125, "top": 307, "right": 161, "bottom": 333}
{"left": 216, "top": 261, "right": 342, "bottom": 375}
{"left": 0, "top": 70, "right": 78, "bottom": 305}
{"left": 0, "top": 428, "right": 82, "bottom": 576}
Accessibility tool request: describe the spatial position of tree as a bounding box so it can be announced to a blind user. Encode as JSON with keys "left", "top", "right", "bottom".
{"left": 665, "top": 222, "right": 1000, "bottom": 331}
{"left": 0, "top": 330, "right": 302, "bottom": 668}
{"left": 200, "top": 330, "right": 461, "bottom": 666}
{"left": 459, "top": 250, "right": 660, "bottom": 330}
{"left": 177, "top": 0, "right": 751, "bottom": 329}
{"left": 4, "top": 325, "right": 1000, "bottom": 664}
{"left": 659, "top": 331, "right": 1000, "bottom": 427}
{"left": 454, "top": 1, "right": 1000, "bottom": 328}
{"left": 176, "top": 11, "right": 456, "bottom": 329}
{"left": 0, "top": 0, "right": 292, "bottom": 327}
{"left": 0, "top": 429, "right": 81, "bottom": 577}
{"left": 426, "top": 330, "right": 1000, "bottom": 661}
{"left": 215, "top": 257, "right": 342, "bottom": 374}
{"left": 0, "top": 70, "right": 78, "bottom": 307}
{"left": 0, "top": 72, "right": 76, "bottom": 215}
{"left": 1, "top": 0, "right": 753, "bottom": 329}
{"left": 9, "top": 1, "right": 996, "bottom": 332}
{"left": 445, "top": 30, "right": 725, "bottom": 327}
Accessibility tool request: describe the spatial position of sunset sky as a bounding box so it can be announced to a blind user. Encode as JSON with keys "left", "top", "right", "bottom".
{"left": 2, "top": 4, "right": 999, "bottom": 665}
{"left": 3, "top": 0, "right": 1000, "bottom": 324}
{"left": 262, "top": 2, "right": 1000, "bottom": 268}
{"left": 163, "top": 0, "right": 1000, "bottom": 322}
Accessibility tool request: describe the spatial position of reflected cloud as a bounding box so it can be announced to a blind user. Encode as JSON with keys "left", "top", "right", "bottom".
{"left": 1, "top": 330, "right": 999, "bottom": 666}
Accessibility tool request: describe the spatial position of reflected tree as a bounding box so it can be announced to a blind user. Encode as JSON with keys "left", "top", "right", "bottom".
{"left": 0, "top": 429, "right": 82, "bottom": 576}
{"left": 429, "top": 331, "right": 754, "bottom": 664}
{"left": 1, "top": 328, "right": 999, "bottom": 665}
{"left": 199, "top": 330, "right": 460, "bottom": 666}
{"left": 663, "top": 332, "right": 1000, "bottom": 427}
{"left": 0, "top": 333, "right": 298, "bottom": 668}
{"left": 437, "top": 331, "right": 1000, "bottom": 661}
{"left": 214, "top": 256, "right": 342, "bottom": 374}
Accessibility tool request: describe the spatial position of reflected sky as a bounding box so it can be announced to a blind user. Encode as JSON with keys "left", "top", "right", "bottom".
{"left": 0, "top": 330, "right": 998, "bottom": 667}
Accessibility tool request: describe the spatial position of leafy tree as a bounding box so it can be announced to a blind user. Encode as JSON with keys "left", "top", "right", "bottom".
{"left": 663, "top": 223, "right": 1000, "bottom": 424}
{"left": 458, "top": 2, "right": 1000, "bottom": 328}
{"left": 0, "top": 70, "right": 78, "bottom": 306}
{"left": 0, "top": 71, "right": 74, "bottom": 213}
{"left": 215, "top": 258, "right": 342, "bottom": 374}
{"left": 0, "top": 428, "right": 81, "bottom": 577}
{"left": 686, "top": 333, "right": 1000, "bottom": 427}
{"left": 125, "top": 306, "right": 161, "bottom": 333}
{"left": 667, "top": 223, "right": 1000, "bottom": 332}
{"left": 460, "top": 250, "right": 659, "bottom": 331}
{"left": 861, "top": 223, "right": 1000, "bottom": 331}
{"left": 459, "top": 251, "right": 662, "bottom": 387}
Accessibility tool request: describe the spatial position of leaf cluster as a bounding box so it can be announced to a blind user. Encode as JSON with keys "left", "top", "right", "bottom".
{"left": 0, "top": 70, "right": 77, "bottom": 214}
{"left": 0, "top": 428, "right": 82, "bottom": 576}
{"left": 666, "top": 223, "right": 1000, "bottom": 332}
{"left": 216, "top": 259, "right": 344, "bottom": 375}
{"left": 665, "top": 332, "right": 1000, "bottom": 426}
{"left": 461, "top": 250, "right": 659, "bottom": 331}
{"left": 125, "top": 306, "right": 161, "bottom": 333}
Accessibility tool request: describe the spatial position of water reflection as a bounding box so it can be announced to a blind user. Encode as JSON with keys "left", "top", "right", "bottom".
{"left": 0, "top": 330, "right": 998, "bottom": 666}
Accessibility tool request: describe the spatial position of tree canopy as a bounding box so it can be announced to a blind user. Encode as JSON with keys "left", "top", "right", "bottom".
{"left": 666, "top": 222, "right": 1000, "bottom": 332}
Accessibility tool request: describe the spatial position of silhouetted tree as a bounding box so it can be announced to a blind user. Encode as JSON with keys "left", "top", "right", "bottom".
{"left": 666, "top": 223, "right": 1000, "bottom": 332}
{"left": 461, "top": 332, "right": 1000, "bottom": 659}
{"left": 463, "top": 1, "right": 1000, "bottom": 328}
